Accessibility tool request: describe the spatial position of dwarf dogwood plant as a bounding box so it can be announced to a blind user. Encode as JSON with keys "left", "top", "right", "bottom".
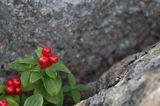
{"left": 0, "top": 47, "right": 88, "bottom": 106}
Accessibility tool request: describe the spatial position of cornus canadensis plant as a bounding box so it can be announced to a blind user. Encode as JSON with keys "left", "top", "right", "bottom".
{"left": 0, "top": 47, "right": 88, "bottom": 106}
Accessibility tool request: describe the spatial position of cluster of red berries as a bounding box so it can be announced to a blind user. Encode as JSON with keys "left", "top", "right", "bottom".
{"left": 39, "top": 47, "right": 59, "bottom": 68}
{"left": 0, "top": 100, "right": 10, "bottom": 106}
{"left": 5, "top": 77, "right": 22, "bottom": 95}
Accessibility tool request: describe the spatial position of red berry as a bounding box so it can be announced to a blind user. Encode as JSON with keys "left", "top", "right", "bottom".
{"left": 12, "top": 77, "right": 21, "bottom": 87}
{"left": 1, "top": 100, "right": 7, "bottom": 104}
{"left": 39, "top": 56, "right": 49, "bottom": 64}
{"left": 40, "top": 64, "right": 47, "bottom": 68}
{"left": 15, "top": 87, "right": 22, "bottom": 94}
{"left": 46, "top": 61, "right": 52, "bottom": 67}
{"left": 5, "top": 104, "right": 10, "bottom": 106}
{"left": 6, "top": 86, "right": 14, "bottom": 94}
{"left": 42, "top": 47, "right": 51, "bottom": 57}
{"left": 49, "top": 55, "right": 59, "bottom": 64}
{"left": 6, "top": 79, "right": 13, "bottom": 86}
{"left": 0, "top": 99, "right": 7, "bottom": 106}
{"left": 39, "top": 56, "right": 50, "bottom": 68}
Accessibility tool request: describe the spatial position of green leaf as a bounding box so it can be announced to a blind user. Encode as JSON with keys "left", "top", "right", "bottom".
{"left": 19, "top": 94, "right": 27, "bottom": 106}
{"left": 33, "top": 53, "right": 39, "bottom": 62}
{"left": 68, "top": 74, "right": 76, "bottom": 87}
{"left": 43, "top": 89, "right": 63, "bottom": 106}
{"left": 34, "top": 81, "right": 44, "bottom": 94}
{"left": 24, "top": 94, "right": 43, "bottom": 106}
{"left": 9, "top": 61, "right": 31, "bottom": 71}
{"left": 0, "top": 85, "right": 6, "bottom": 93}
{"left": 5, "top": 96, "right": 19, "bottom": 106}
{"left": 46, "top": 67, "right": 57, "bottom": 79}
{"left": 18, "top": 56, "right": 37, "bottom": 65}
{"left": 43, "top": 75, "right": 62, "bottom": 96}
{"left": 62, "top": 85, "right": 71, "bottom": 92}
{"left": 52, "top": 89, "right": 63, "bottom": 106}
{"left": 21, "top": 84, "right": 34, "bottom": 91}
{"left": 21, "top": 71, "right": 34, "bottom": 91}
{"left": 43, "top": 90, "right": 53, "bottom": 103}
{"left": 51, "top": 62, "right": 71, "bottom": 74}
{"left": 71, "top": 90, "right": 81, "bottom": 103}
{"left": 30, "top": 72, "right": 43, "bottom": 83}
{"left": 5, "top": 95, "right": 20, "bottom": 103}
{"left": 36, "top": 48, "right": 42, "bottom": 58}
{"left": 12, "top": 95, "right": 20, "bottom": 103}
{"left": 39, "top": 69, "right": 46, "bottom": 76}
{"left": 75, "top": 84, "right": 89, "bottom": 91}
{"left": 29, "top": 66, "right": 40, "bottom": 72}
{"left": 21, "top": 71, "right": 31, "bottom": 87}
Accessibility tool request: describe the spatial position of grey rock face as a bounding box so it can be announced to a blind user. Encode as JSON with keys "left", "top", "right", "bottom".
{"left": 75, "top": 42, "right": 160, "bottom": 106}
{"left": 0, "top": 0, "right": 160, "bottom": 82}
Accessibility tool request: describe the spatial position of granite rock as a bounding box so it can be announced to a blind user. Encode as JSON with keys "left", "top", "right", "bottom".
{"left": 0, "top": 0, "right": 160, "bottom": 82}
{"left": 75, "top": 42, "right": 160, "bottom": 106}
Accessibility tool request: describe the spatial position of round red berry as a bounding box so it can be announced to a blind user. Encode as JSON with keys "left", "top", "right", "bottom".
{"left": 39, "top": 56, "right": 49, "bottom": 64}
{"left": 1, "top": 100, "right": 7, "bottom": 103}
{"left": 46, "top": 61, "right": 52, "bottom": 67}
{"left": 40, "top": 64, "right": 47, "bottom": 68}
{"left": 49, "top": 55, "right": 59, "bottom": 64}
{"left": 42, "top": 47, "right": 51, "bottom": 57}
{"left": 6, "top": 86, "right": 14, "bottom": 94}
{"left": 0, "top": 99, "right": 7, "bottom": 106}
{"left": 5, "top": 104, "right": 10, "bottom": 106}
{"left": 6, "top": 79, "right": 13, "bottom": 86}
{"left": 39, "top": 56, "right": 50, "bottom": 68}
{"left": 12, "top": 77, "right": 21, "bottom": 87}
{"left": 15, "top": 87, "right": 22, "bottom": 94}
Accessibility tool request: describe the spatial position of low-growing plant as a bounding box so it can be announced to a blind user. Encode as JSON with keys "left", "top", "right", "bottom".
{"left": 0, "top": 47, "right": 88, "bottom": 106}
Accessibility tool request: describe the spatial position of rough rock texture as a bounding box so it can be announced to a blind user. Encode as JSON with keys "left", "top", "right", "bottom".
{"left": 75, "top": 41, "right": 160, "bottom": 106}
{"left": 0, "top": 0, "right": 160, "bottom": 82}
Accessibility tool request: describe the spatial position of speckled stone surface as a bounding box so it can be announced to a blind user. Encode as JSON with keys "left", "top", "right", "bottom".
{"left": 0, "top": 0, "right": 160, "bottom": 83}
{"left": 75, "top": 42, "right": 160, "bottom": 106}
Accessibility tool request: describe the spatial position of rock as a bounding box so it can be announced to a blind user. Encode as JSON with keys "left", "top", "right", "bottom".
{"left": 75, "top": 42, "right": 160, "bottom": 106}
{"left": 0, "top": 0, "right": 160, "bottom": 82}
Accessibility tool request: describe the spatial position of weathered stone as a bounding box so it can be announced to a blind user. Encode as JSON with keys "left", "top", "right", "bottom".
{"left": 0, "top": 0, "right": 160, "bottom": 82}
{"left": 75, "top": 42, "right": 160, "bottom": 106}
